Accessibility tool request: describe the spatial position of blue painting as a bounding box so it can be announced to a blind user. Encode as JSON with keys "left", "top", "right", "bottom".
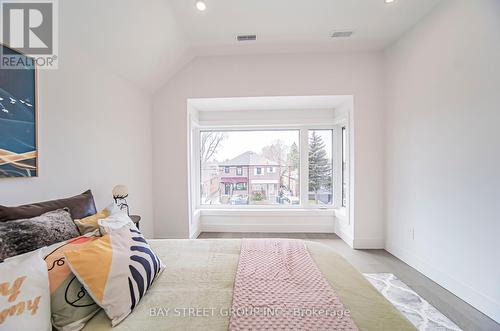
{"left": 0, "top": 45, "right": 37, "bottom": 178}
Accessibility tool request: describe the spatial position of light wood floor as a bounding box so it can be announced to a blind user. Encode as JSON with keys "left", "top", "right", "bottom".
{"left": 198, "top": 232, "right": 499, "bottom": 331}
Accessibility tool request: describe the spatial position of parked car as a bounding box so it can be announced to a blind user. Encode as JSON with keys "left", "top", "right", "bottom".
{"left": 282, "top": 196, "right": 300, "bottom": 205}
{"left": 279, "top": 190, "right": 300, "bottom": 205}
{"left": 230, "top": 195, "right": 249, "bottom": 205}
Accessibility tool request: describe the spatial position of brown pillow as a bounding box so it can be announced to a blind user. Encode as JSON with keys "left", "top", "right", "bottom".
{"left": 0, "top": 208, "right": 80, "bottom": 260}
{"left": 0, "top": 190, "right": 97, "bottom": 222}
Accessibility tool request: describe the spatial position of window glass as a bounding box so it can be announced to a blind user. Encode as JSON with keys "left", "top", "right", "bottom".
{"left": 200, "top": 130, "right": 300, "bottom": 205}
{"left": 308, "top": 130, "right": 333, "bottom": 205}
{"left": 235, "top": 182, "right": 247, "bottom": 190}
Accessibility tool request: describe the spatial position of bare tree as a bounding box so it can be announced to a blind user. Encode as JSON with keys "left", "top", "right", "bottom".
{"left": 200, "top": 132, "right": 226, "bottom": 204}
{"left": 261, "top": 140, "right": 289, "bottom": 188}
{"left": 201, "top": 132, "right": 226, "bottom": 163}
{"left": 261, "top": 140, "right": 287, "bottom": 166}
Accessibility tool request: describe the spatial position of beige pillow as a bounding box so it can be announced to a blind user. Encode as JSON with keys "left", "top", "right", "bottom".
{"left": 0, "top": 249, "right": 51, "bottom": 331}
{"left": 73, "top": 203, "right": 120, "bottom": 234}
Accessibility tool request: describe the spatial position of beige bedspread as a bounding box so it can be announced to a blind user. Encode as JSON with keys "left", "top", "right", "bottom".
{"left": 82, "top": 239, "right": 415, "bottom": 331}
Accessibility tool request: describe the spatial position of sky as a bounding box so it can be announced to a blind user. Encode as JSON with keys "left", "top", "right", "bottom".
{"left": 202, "top": 129, "right": 332, "bottom": 162}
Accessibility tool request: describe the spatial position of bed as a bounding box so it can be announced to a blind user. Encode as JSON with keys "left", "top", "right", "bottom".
{"left": 82, "top": 239, "right": 415, "bottom": 331}
{"left": 1, "top": 191, "right": 415, "bottom": 330}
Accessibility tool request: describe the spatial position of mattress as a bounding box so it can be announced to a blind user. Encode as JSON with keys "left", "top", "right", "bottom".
{"left": 82, "top": 239, "right": 415, "bottom": 331}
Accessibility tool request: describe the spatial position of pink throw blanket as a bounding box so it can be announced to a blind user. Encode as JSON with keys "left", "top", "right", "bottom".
{"left": 229, "top": 239, "right": 358, "bottom": 331}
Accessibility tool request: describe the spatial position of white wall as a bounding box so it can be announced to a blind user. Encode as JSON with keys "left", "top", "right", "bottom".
{"left": 0, "top": 21, "right": 154, "bottom": 236}
{"left": 152, "top": 52, "right": 385, "bottom": 246}
{"left": 384, "top": 0, "right": 500, "bottom": 322}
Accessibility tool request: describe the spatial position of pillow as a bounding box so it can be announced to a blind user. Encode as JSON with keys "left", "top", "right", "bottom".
{"left": 0, "top": 209, "right": 80, "bottom": 261}
{"left": 97, "top": 212, "right": 135, "bottom": 235}
{"left": 0, "top": 190, "right": 97, "bottom": 222}
{"left": 64, "top": 226, "right": 164, "bottom": 326}
{"left": 43, "top": 232, "right": 101, "bottom": 331}
{"left": 0, "top": 249, "right": 51, "bottom": 331}
{"left": 73, "top": 203, "right": 120, "bottom": 235}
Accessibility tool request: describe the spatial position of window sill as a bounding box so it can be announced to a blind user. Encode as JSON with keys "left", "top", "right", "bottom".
{"left": 198, "top": 208, "right": 335, "bottom": 217}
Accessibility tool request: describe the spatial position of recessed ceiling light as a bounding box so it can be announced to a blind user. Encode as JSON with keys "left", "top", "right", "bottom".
{"left": 195, "top": 0, "right": 207, "bottom": 11}
{"left": 385, "top": 0, "right": 396, "bottom": 3}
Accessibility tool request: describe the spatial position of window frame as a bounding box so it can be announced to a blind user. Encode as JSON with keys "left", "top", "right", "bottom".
{"left": 235, "top": 182, "right": 247, "bottom": 191}
{"left": 341, "top": 126, "right": 347, "bottom": 208}
{"left": 195, "top": 125, "right": 347, "bottom": 210}
{"left": 254, "top": 167, "right": 263, "bottom": 175}
{"left": 236, "top": 167, "right": 243, "bottom": 176}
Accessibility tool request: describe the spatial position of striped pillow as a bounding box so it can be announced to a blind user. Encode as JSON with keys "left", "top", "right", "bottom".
{"left": 63, "top": 225, "right": 164, "bottom": 326}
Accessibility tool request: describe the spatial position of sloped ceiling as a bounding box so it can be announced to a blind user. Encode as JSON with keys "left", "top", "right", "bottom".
{"left": 62, "top": 0, "right": 192, "bottom": 94}
{"left": 63, "top": 0, "right": 442, "bottom": 94}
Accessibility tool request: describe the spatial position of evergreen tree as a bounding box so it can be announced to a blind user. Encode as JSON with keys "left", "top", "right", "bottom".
{"left": 308, "top": 131, "right": 332, "bottom": 197}
{"left": 287, "top": 142, "right": 299, "bottom": 170}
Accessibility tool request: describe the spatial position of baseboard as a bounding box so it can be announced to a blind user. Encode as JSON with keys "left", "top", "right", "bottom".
{"left": 353, "top": 237, "right": 385, "bottom": 249}
{"left": 200, "top": 214, "right": 335, "bottom": 233}
{"left": 189, "top": 226, "right": 201, "bottom": 239}
{"left": 386, "top": 241, "right": 500, "bottom": 323}
{"left": 334, "top": 223, "right": 354, "bottom": 248}
{"left": 189, "top": 210, "right": 201, "bottom": 239}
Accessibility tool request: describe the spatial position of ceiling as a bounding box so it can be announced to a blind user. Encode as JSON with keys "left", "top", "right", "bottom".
{"left": 63, "top": 0, "right": 442, "bottom": 94}
{"left": 168, "top": 0, "right": 442, "bottom": 55}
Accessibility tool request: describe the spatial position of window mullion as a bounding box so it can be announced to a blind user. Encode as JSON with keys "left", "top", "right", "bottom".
{"left": 299, "top": 128, "right": 309, "bottom": 207}
{"left": 332, "top": 127, "right": 341, "bottom": 208}
{"left": 193, "top": 127, "right": 201, "bottom": 209}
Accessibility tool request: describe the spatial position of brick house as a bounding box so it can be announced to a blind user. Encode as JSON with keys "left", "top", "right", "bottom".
{"left": 218, "top": 151, "right": 280, "bottom": 204}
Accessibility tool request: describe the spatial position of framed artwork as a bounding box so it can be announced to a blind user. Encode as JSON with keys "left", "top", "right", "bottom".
{"left": 0, "top": 44, "right": 38, "bottom": 178}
